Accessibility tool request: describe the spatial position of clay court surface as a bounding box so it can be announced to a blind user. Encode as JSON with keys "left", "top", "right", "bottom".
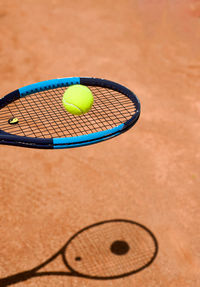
{"left": 0, "top": 0, "right": 199, "bottom": 286}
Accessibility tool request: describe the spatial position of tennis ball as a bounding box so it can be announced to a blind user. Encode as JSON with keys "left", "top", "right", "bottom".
{"left": 62, "top": 85, "right": 93, "bottom": 115}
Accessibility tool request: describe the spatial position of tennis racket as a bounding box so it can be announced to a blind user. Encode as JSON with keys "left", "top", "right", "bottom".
{"left": 0, "top": 77, "right": 140, "bottom": 149}
{"left": 0, "top": 219, "right": 158, "bottom": 286}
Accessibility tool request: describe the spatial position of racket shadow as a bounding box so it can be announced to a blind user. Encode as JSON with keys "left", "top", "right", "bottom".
{"left": 0, "top": 219, "right": 158, "bottom": 286}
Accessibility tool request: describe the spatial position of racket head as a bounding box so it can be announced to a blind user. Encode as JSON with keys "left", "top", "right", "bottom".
{"left": 62, "top": 219, "right": 158, "bottom": 280}
{"left": 0, "top": 77, "right": 140, "bottom": 149}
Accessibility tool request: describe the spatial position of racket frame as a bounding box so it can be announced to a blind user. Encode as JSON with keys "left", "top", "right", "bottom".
{"left": 0, "top": 77, "right": 140, "bottom": 149}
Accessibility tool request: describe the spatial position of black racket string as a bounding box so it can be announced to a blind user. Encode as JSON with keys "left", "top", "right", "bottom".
{"left": 0, "top": 86, "right": 137, "bottom": 138}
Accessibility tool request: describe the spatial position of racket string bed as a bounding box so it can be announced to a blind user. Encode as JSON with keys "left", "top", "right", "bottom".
{"left": 0, "top": 86, "right": 136, "bottom": 139}
{"left": 0, "top": 77, "right": 140, "bottom": 148}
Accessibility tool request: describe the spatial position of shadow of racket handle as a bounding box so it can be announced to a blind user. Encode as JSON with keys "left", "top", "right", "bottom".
{"left": 0, "top": 270, "right": 35, "bottom": 286}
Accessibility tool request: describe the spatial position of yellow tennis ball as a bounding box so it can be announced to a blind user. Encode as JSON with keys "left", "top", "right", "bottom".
{"left": 62, "top": 84, "right": 94, "bottom": 115}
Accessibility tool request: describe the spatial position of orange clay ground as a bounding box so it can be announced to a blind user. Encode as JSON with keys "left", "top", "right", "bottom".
{"left": 0, "top": 1, "right": 199, "bottom": 286}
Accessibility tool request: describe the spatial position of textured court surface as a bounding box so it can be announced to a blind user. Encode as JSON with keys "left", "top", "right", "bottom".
{"left": 0, "top": 0, "right": 199, "bottom": 286}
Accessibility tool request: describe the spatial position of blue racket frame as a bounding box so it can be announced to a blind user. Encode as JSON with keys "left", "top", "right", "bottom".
{"left": 0, "top": 77, "right": 140, "bottom": 149}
